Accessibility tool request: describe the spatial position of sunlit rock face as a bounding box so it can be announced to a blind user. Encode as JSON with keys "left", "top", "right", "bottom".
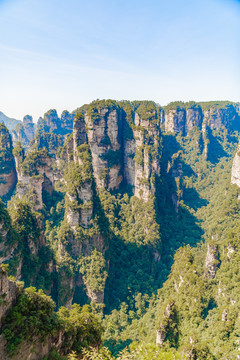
{"left": 85, "top": 106, "right": 123, "bottom": 191}
{"left": 231, "top": 143, "right": 240, "bottom": 187}
{"left": 132, "top": 112, "right": 161, "bottom": 201}
{"left": 163, "top": 103, "right": 239, "bottom": 135}
{"left": 164, "top": 109, "right": 186, "bottom": 135}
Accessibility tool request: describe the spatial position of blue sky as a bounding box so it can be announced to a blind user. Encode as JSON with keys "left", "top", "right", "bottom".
{"left": 0, "top": 0, "right": 239, "bottom": 121}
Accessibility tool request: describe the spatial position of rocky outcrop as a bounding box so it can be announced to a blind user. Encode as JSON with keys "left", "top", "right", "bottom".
{"left": 37, "top": 109, "right": 74, "bottom": 136}
{"left": 85, "top": 106, "right": 123, "bottom": 190}
{"left": 205, "top": 244, "right": 219, "bottom": 279}
{"left": 60, "top": 110, "right": 74, "bottom": 134}
{"left": 203, "top": 104, "right": 238, "bottom": 130}
{"left": 131, "top": 112, "right": 161, "bottom": 201}
{"left": 163, "top": 103, "right": 239, "bottom": 136}
{"left": 156, "top": 301, "right": 176, "bottom": 346}
{"left": 12, "top": 115, "right": 35, "bottom": 149}
{"left": 185, "top": 107, "right": 203, "bottom": 134}
{"left": 0, "top": 268, "right": 19, "bottom": 326}
{"left": 0, "top": 331, "right": 64, "bottom": 360}
{"left": 60, "top": 114, "right": 106, "bottom": 305}
{"left": 14, "top": 148, "right": 56, "bottom": 210}
{"left": 0, "top": 124, "right": 17, "bottom": 198}
{"left": 231, "top": 143, "right": 240, "bottom": 187}
{"left": 165, "top": 109, "right": 186, "bottom": 135}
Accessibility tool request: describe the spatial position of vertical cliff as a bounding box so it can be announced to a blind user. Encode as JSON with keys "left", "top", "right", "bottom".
{"left": 165, "top": 108, "right": 186, "bottom": 135}
{"left": 163, "top": 102, "right": 239, "bottom": 136}
{"left": 12, "top": 115, "right": 35, "bottom": 149}
{"left": 57, "top": 112, "right": 107, "bottom": 306}
{"left": 0, "top": 124, "right": 17, "bottom": 199}
{"left": 85, "top": 101, "right": 123, "bottom": 191}
{"left": 0, "top": 266, "right": 19, "bottom": 326}
{"left": 231, "top": 142, "right": 240, "bottom": 187}
{"left": 130, "top": 106, "right": 161, "bottom": 201}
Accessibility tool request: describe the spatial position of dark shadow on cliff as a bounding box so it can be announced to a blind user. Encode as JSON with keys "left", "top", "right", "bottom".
{"left": 207, "top": 129, "right": 228, "bottom": 164}
{"left": 161, "top": 134, "right": 181, "bottom": 163}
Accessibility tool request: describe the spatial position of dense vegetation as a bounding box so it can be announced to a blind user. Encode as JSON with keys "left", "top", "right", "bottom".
{"left": 1, "top": 100, "right": 240, "bottom": 359}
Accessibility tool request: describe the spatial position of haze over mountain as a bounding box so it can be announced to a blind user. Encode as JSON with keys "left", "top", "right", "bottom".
{"left": 0, "top": 112, "right": 21, "bottom": 131}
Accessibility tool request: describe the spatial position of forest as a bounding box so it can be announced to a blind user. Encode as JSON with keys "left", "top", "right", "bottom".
{"left": 0, "top": 99, "right": 240, "bottom": 359}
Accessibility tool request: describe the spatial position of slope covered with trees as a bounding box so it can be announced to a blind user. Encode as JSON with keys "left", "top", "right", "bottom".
{"left": 0, "top": 99, "right": 240, "bottom": 359}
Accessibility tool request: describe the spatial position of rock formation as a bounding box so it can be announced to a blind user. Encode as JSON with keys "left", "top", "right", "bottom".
{"left": 156, "top": 301, "right": 176, "bottom": 346}
{"left": 85, "top": 104, "right": 123, "bottom": 190}
{"left": 205, "top": 244, "right": 219, "bottom": 279}
{"left": 12, "top": 115, "right": 35, "bottom": 149}
{"left": 0, "top": 267, "right": 19, "bottom": 326}
{"left": 14, "top": 146, "right": 56, "bottom": 210}
{"left": 165, "top": 109, "right": 186, "bottom": 135}
{"left": 130, "top": 110, "right": 161, "bottom": 201}
{"left": 0, "top": 124, "right": 17, "bottom": 199}
{"left": 231, "top": 143, "right": 240, "bottom": 187}
{"left": 163, "top": 102, "right": 239, "bottom": 136}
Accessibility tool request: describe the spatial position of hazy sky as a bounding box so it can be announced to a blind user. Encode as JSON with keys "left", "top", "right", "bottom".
{"left": 0, "top": 0, "right": 239, "bottom": 122}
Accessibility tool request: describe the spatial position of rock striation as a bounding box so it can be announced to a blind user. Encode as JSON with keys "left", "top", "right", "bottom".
{"left": 130, "top": 110, "right": 161, "bottom": 201}
{"left": 85, "top": 104, "right": 123, "bottom": 190}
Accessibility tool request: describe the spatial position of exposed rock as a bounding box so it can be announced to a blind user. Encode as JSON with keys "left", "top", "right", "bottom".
{"left": 0, "top": 268, "right": 19, "bottom": 326}
{"left": 205, "top": 244, "right": 219, "bottom": 279}
{"left": 231, "top": 143, "right": 240, "bottom": 187}
{"left": 185, "top": 107, "right": 203, "bottom": 134}
{"left": 14, "top": 149, "right": 57, "bottom": 210}
{"left": 227, "top": 244, "right": 235, "bottom": 258}
{"left": 163, "top": 103, "right": 239, "bottom": 136}
{"left": 0, "top": 124, "right": 17, "bottom": 198}
{"left": 43, "top": 109, "right": 59, "bottom": 132}
{"left": 203, "top": 105, "right": 238, "bottom": 130}
{"left": 132, "top": 112, "right": 161, "bottom": 201}
{"left": 164, "top": 109, "right": 186, "bottom": 135}
{"left": 12, "top": 115, "right": 35, "bottom": 149}
{"left": 222, "top": 309, "right": 228, "bottom": 322}
{"left": 85, "top": 107, "right": 123, "bottom": 190}
{"left": 156, "top": 301, "right": 176, "bottom": 346}
{"left": 60, "top": 110, "right": 74, "bottom": 133}
{"left": 0, "top": 332, "right": 64, "bottom": 360}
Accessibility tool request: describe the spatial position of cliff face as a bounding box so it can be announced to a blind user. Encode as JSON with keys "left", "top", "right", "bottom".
{"left": 85, "top": 106, "right": 123, "bottom": 190}
{"left": 37, "top": 109, "right": 74, "bottom": 135}
{"left": 165, "top": 109, "right": 186, "bottom": 135}
{"left": 205, "top": 244, "right": 219, "bottom": 279}
{"left": 12, "top": 115, "right": 35, "bottom": 148}
{"left": 14, "top": 148, "right": 55, "bottom": 210}
{"left": 0, "top": 268, "right": 19, "bottom": 326}
{"left": 58, "top": 114, "right": 106, "bottom": 305}
{"left": 231, "top": 143, "right": 240, "bottom": 187}
{"left": 131, "top": 111, "right": 161, "bottom": 201}
{"left": 163, "top": 103, "right": 239, "bottom": 136}
{"left": 0, "top": 124, "right": 17, "bottom": 199}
